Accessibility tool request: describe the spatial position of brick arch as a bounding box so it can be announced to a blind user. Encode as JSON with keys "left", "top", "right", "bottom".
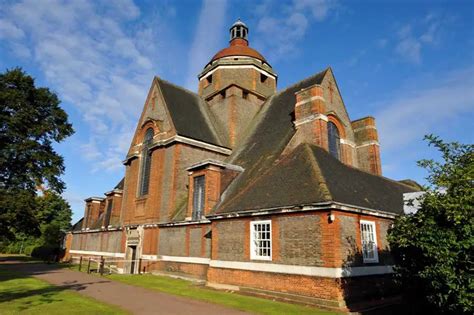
{"left": 327, "top": 114, "right": 346, "bottom": 138}
{"left": 137, "top": 120, "right": 159, "bottom": 144}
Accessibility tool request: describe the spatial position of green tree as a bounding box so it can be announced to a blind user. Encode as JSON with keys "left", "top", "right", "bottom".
{"left": 36, "top": 190, "right": 72, "bottom": 232}
{"left": 388, "top": 135, "right": 473, "bottom": 314}
{"left": 0, "top": 68, "right": 74, "bottom": 239}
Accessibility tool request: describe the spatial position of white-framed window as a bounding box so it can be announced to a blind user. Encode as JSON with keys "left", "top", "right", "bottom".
{"left": 250, "top": 220, "right": 272, "bottom": 260}
{"left": 360, "top": 220, "right": 379, "bottom": 263}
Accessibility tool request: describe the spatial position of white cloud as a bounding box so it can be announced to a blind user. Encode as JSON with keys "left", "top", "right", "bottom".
{"left": 396, "top": 35, "right": 422, "bottom": 64}
{"left": 253, "top": 0, "right": 338, "bottom": 61}
{"left": 395, "top": 13, "right": 447, "bottom": 64}
{"left": 293, "top": 0, "right": 337, "bottom": 21}
{"left": 0, "top": 19, "right": 25, "bottom": 39}
{"left": 376, "top": 67, "right": 474, "bottom": 152}
{"left": 0, "top": 0, "right": 173, "bottom": 175}
{"left": 185, "top": 0, "right": 228, "bottom": 90}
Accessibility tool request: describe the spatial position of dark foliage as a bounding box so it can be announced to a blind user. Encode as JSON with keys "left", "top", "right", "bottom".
{"left": 0, "top": 68, "right": 73, "bottom": 239}
{"left": 388, "top": 135, "right": 473, "bottom": 314}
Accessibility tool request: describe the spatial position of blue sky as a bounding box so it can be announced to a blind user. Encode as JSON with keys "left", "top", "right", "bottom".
{"left": 1, "top": 0, "right": 473, "bottom": 223}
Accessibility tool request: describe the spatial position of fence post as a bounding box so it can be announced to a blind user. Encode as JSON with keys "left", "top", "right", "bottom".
{"left": 79, "top": 256, "right": 82, "bottom": 271}
{"left": 87, "top": 257, "right": 91, "bottom": 274}
{"left": 138, "top": 258, "right": 142, "bottom": 275}
{"left": 100, "top": 256, "right": 105, "bottom": 276}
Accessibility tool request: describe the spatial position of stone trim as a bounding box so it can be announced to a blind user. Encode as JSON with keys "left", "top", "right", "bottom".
{"left": 140, "top": 254, "right": 211, "bottom": 265}
{"left": 84, "top": 197, "right": 105, "bottom": 203}
{"left": 200, "top": 65, "right": 277, "bottom": 81}
{"left": 104, "top": 189, "right": 123, "bottom": 196}
{"left": 209, "top": 260, "right": 393, "bottom": 278}
{"left": 295, "top": 95, "right": 325, "bottom": 107}
{"left": 123, "top": 135, "right": 232, "bottom": 164}
{"left": 353, "top": 125, "right": 377, "bottom": 133}
{"left": 339, "top": 138, "right": 356, "bottom": 147}
{"left": 207, "top": 202, "right": 397, "bottom": 220}
{"left": 69, "top": 250, "right": 125, "bottom": 258}
{"left": 137, "top": 254, "right": 394, "bottom": 278}
{"left": 296, "top": 83, "right": 322, "bottom": 94}
{"left": 186, "top": 159, "right": 244, "bottom": 172}
{"left": 356, "top": 140, "right": 380, "bottom": 148}
{"left": 294, "top": 113, "right": 328, "bottom": 127}
{"left": 157, "top": 219, "right": 211, "bottom": 227}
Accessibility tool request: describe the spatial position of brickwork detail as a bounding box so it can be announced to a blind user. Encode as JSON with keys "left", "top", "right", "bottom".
{"left": 158, "top": 227, "right": 186, "bottom": 256}
{"left": 277, "top": 215, "right": 323, "bottom": 266}
{"left": 215, "top": 219, "right": 246, "bottom": 261}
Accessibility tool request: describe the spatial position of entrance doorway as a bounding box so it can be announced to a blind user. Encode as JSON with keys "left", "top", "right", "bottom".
{"left": 129, "top": 246, "right": 137, "bottom": 274}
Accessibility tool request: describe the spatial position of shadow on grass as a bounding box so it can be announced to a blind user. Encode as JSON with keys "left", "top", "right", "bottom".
{"left": 0, "top": 255, "right": 112, "bottom": 311}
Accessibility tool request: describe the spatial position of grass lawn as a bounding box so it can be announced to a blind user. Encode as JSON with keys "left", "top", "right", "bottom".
{"left": 0, "top": 269, "right": 128, "bottom": 314}
{"left": 105, "top": 273, "right": 341, "bottom": 315}
{"left": 66, "top": 262, "right": 341, "bottom": 314}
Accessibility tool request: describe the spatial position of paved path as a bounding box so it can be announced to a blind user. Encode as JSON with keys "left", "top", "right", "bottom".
{"left": 1, "top": 259, "right": 248, "bottom": 315}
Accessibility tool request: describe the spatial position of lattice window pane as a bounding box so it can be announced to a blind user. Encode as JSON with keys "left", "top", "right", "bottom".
{"left": 360, "top": 221, "right": 378, "bottom": 263}
{"left": 192, "top": 176, "right": 205, "bottom": 220}
{"left": 328, "top": 121, "right": 341, "bottom": 160}
{"left": 250, "top": 221, "right": 272, "bottom": 260}
{"left": 139, "top": 128, "right": 154, "bottom": 196}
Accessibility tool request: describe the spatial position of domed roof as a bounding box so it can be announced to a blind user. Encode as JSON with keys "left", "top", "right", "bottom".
{"left": 211, "top": 38, "right": 267, "bottom": 63}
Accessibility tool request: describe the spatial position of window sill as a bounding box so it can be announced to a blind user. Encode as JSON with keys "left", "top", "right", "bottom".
{"left": 250, "top": 257, "right": 272, "bottom": 261}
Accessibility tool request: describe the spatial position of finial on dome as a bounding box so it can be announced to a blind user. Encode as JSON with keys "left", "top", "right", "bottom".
{"left": 230, "top": 18, "right": 248, "bottom": 42}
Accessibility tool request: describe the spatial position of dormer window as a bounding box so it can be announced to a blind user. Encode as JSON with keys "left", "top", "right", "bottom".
{"left": 192, "top": 175, "right": 205, "bottom": 220}
{"left": 139, "top": 128, "right": 154, "bottom": 196}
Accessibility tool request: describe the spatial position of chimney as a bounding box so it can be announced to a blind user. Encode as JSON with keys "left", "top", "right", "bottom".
{"left": 82, "top": 197, "right": 105, "bottom": 230}
{"left": 351, "top": 117, "right": 382, "bottom": 175}
{"left": 285, "top": 84, "right": 329, "bottom": 152}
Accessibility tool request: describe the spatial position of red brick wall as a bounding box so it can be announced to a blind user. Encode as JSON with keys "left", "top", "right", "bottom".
{"left": 207, "top": 267, "right": 342, "bottom": 300}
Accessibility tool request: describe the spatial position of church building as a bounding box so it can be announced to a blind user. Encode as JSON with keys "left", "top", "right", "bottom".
{"left": 65, "top": 20, "right": 420, "bottom": 311}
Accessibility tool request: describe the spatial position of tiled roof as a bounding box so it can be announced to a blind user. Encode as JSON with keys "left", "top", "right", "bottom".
{"left": 214, "top": 68, "right": 417, "bottom": 215}
{"left": 216, "top": 144, "right": 417, "bottom": 215}
{"left": 157, "top": 78, "right": 227, "bottom": 147}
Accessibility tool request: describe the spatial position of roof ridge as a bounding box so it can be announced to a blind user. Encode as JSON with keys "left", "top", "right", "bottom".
{"left": 275, "top": 67, "right": 330, "bottom": 96}
{"left": 155, "top": 76, "right": 201, "bottom": 98}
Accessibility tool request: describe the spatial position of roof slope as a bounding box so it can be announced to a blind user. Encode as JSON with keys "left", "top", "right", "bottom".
{"left": 157, "top": 78, "right": 226, "bottom": 147}
{"left": 309, "top": 145, "right": 417, "bottom": 214}
{"left": 215, "top": 68, "right": 417, "bottom": 215}
{"left": 218, "top": 69, "right": 329, "bottom": 209}
{"left": 114, "top": 178, "right": 124, "bottom": 190}
{"left": 71, "top": 218, "right": 84, "bottom": 231}
{"left": 217, "top": 144, "right": 417, "bottom": 215}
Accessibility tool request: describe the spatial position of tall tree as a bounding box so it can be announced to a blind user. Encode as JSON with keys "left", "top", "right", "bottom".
{"left": 36, "top": 190, "right": 72, "bottom": 231}
{"left": 0, "top": 68, "right": 74, "bottom": 239}
{"left": 388, "top": 135, "right": 473, "bottom": 314}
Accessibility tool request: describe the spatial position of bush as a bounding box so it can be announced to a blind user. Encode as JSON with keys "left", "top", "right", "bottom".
{"left": 388, "top": 135, "right": 473, "bottom": 314}
{"left": 31, "top": 245, "right": 63, "bottom": 262}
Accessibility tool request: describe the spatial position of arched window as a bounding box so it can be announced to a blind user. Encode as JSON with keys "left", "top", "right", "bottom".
{"left": 328, "top": 121, "right": 341, "bottom": 160}
{"left": 139, "top": 128, "right": 154, "bottom": 196}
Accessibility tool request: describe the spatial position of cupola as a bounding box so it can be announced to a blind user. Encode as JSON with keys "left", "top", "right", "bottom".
{"left": 230, "top": 19, "right": 248, "bottom": 43}
{"left": 198, "top": 19, "right": 277, "bottom": 99}
{"left": 197, "top": 19, "right": 278, "bottom": 148}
